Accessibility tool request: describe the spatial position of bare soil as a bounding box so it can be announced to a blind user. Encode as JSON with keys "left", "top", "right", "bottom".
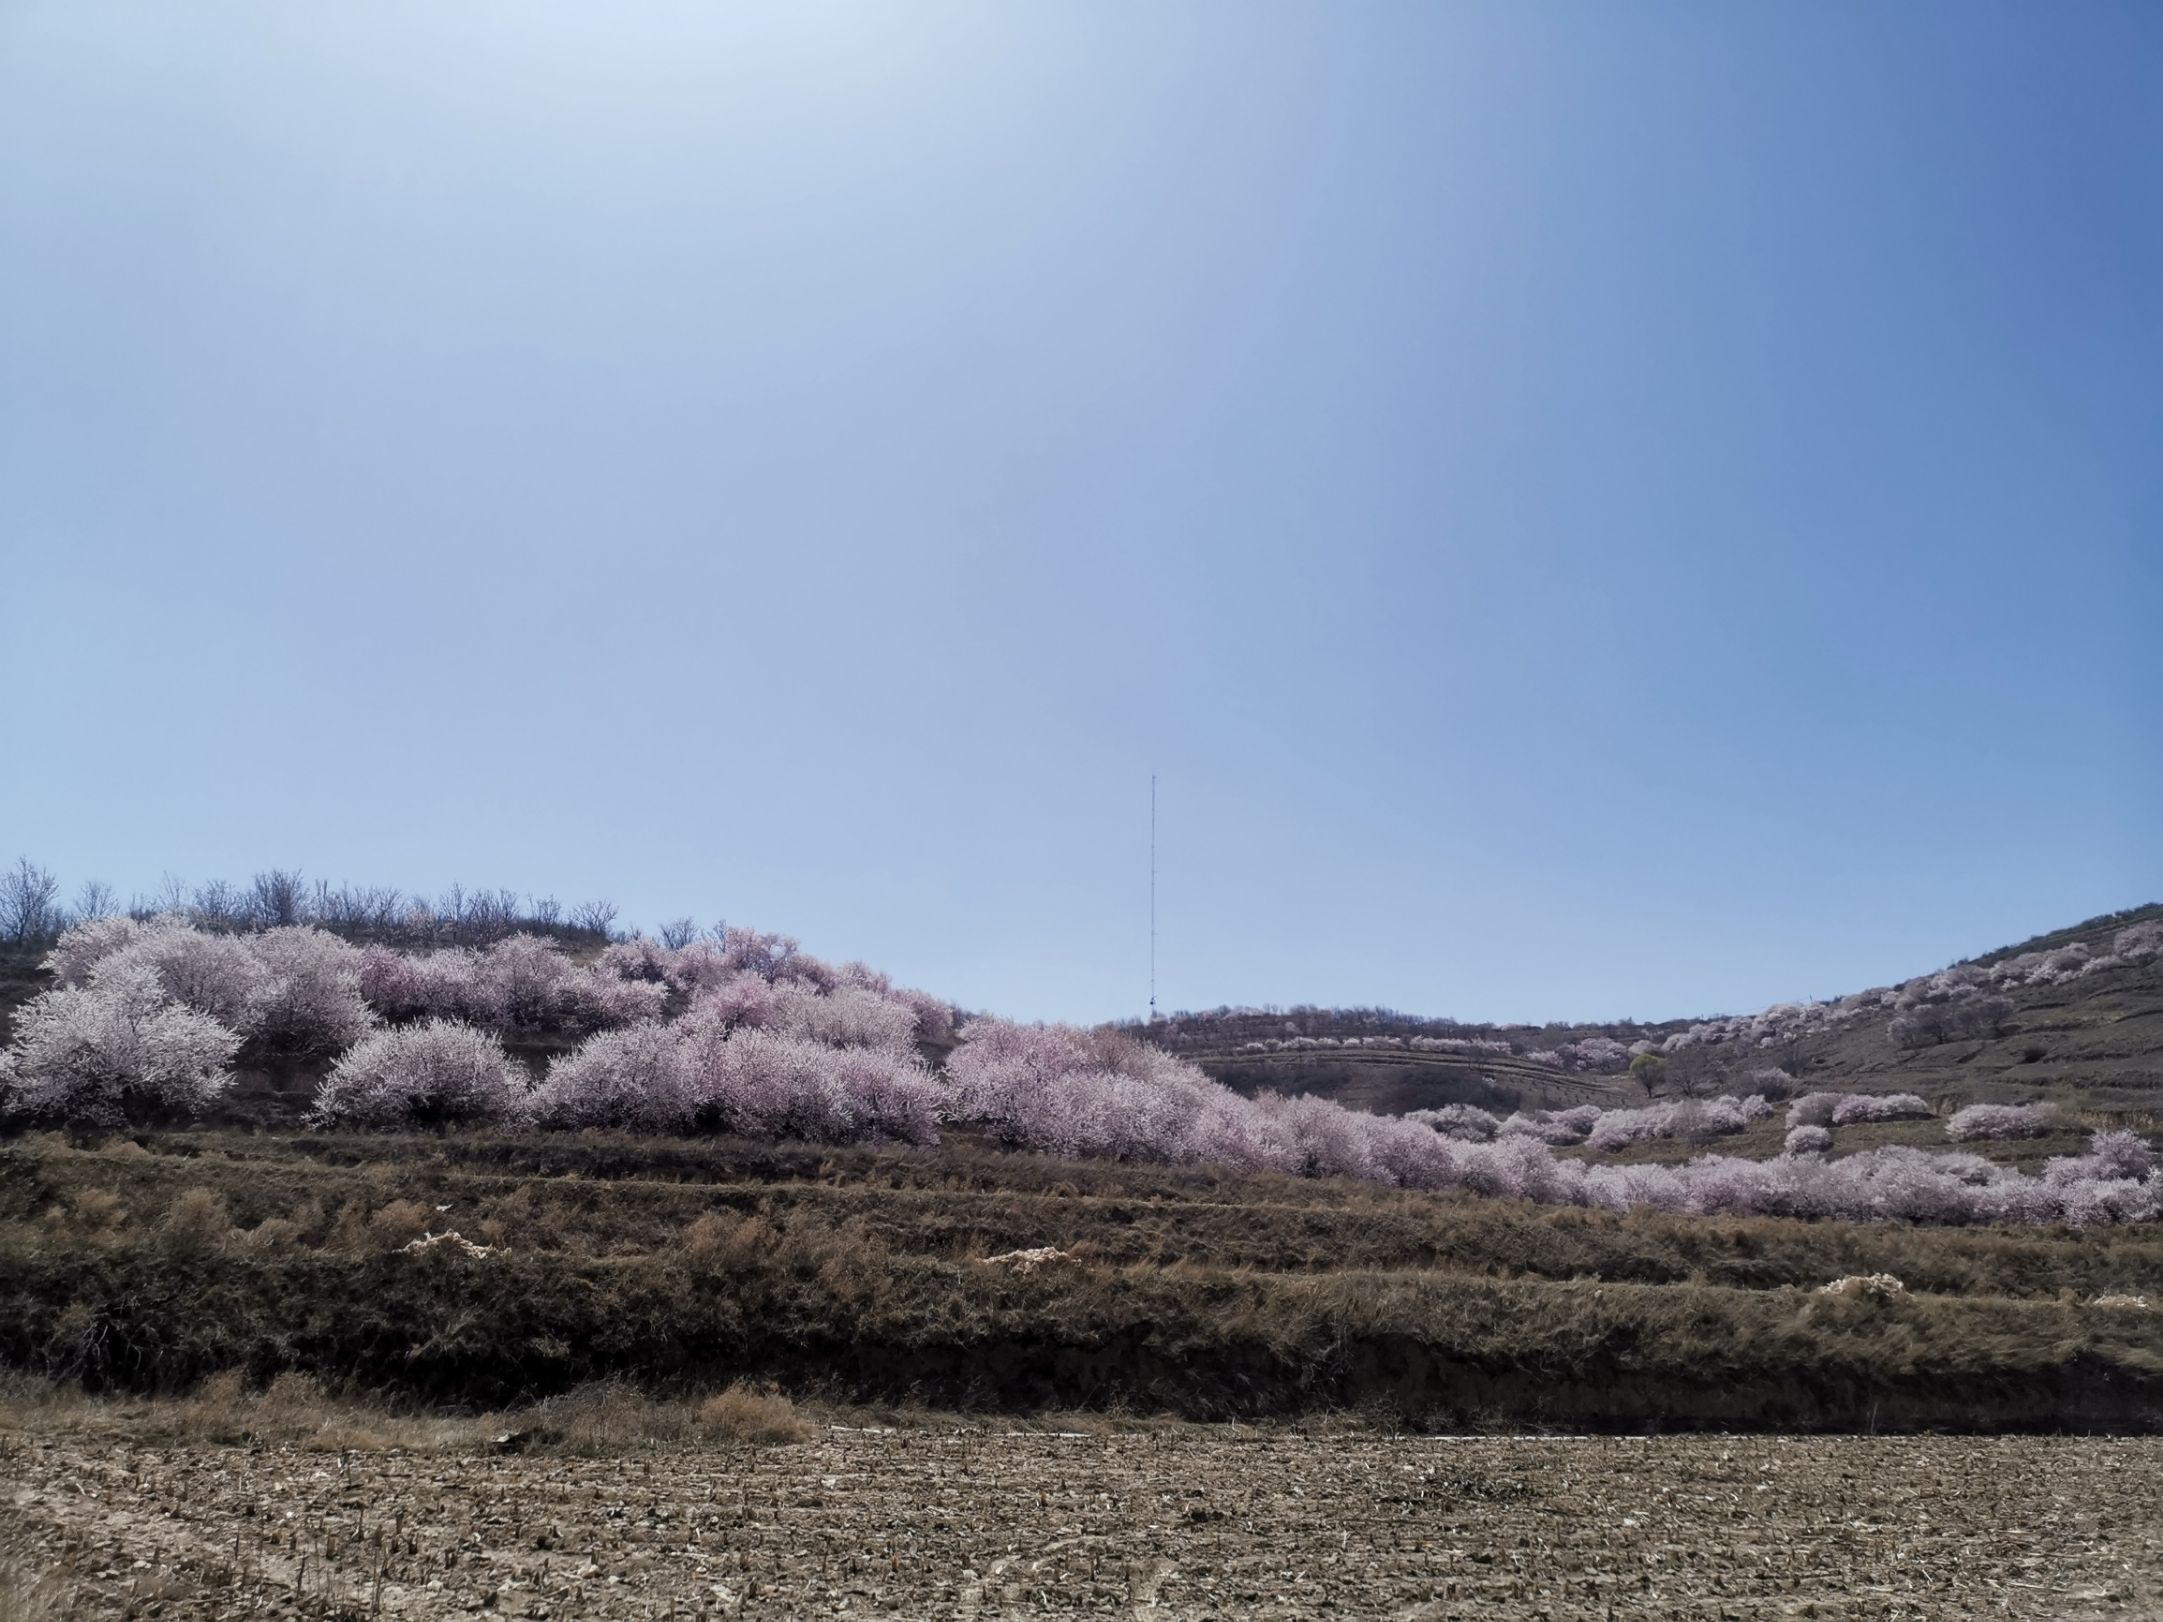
{"left": 7, "top": 1429, "right": 2160, "bottom": 1619}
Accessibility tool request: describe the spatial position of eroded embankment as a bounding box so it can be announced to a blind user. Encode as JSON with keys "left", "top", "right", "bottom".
{"left": 4, "top": 1240, "right": 2160, "bottom": 1430}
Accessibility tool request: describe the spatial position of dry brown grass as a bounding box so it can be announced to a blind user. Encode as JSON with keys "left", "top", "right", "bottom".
{"left": 18, "top": 1123, "right": 2163, "bottom": 1300}
{"left": 5, "top": 1126, "right": 2163, "bottom": 1429}
{"left": 238, "top": 1214, "right": 304, "bottom": 1251}
{"left": 257, "top": 1368, "right": 326, "bottom": 1415}
{"left": 368, "top": 1197, "right": 434, "bottom": 1244}
{"left": 158, "top": 1187, "right": 231, "bottom": 1251}
{"left": 67, "top": 1188, "right": 124, "bottom": 1234}
{"left": 535, "top": 1380, "right": 692, "bottom": 1451}
{"left": 0, "top": 1371, "right": 493, "bottom": 1454}
{"left": 0, "top": 1371, "right": 824, "bottom": 1460}
{"left": 697, "top": 1381, "right": 814, "bottom": 1445}
{"left": 683, "top": 1209, "right": 778, "bottom": 1269}
{"left": 186, "top": 1368, "right": 250, "bottom": 1438}
{"left": 0, "top": 1560, "right": 71, "bottom": 1622}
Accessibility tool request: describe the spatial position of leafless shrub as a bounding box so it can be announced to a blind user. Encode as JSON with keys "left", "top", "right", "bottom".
{"left": 1747, "top": 1067, "right": 1798, "bottom": 1100}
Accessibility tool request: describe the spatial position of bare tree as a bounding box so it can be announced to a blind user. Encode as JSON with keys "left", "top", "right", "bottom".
{"left": 191, "top": 878, "right": 242, "bottom": 928}
{"left": 0, "top": 857, "right": 63, "bottom": 943}
{"left": 658, "top": 916, "right": 699, "bottom": 950}
{"left": 529, "top": 895, "right": 563, "bottom": 928}
{"left": 247, "top": 868, "right": 308, "bottom": 928}
{"left": 72, "top": 878, "right": 119, "bottom": 922}
{"left": 570, "top": 899, "right": 619, "bottom": 937}
{"left": 465, "top": 888, "right": 524, "bottom": 940}
{"left": 315, "top": 880, "right": 394, "bottom": 932}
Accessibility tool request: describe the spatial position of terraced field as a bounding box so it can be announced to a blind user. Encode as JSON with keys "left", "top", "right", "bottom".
{"left": 8, "top": 1128, "right": 2163, "bottom": 1431}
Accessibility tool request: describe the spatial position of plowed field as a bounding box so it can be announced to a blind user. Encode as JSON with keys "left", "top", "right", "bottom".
{"left": 7, "top": 1430, "right": 2158, "bottom": 1618}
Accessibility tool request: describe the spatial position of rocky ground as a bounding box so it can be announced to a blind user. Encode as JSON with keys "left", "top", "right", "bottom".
{"left": 6, "top": 1428, "right": 2160, "bottom": 1619}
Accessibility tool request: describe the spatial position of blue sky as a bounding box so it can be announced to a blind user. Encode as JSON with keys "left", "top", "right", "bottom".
{"left": 3, "top": 2, "right": 2157, "bottom": 1025}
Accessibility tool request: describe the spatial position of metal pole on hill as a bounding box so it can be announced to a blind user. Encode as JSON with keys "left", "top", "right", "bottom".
{"left": 1150, "top": 774, "right": 1157, "bottom": 1024}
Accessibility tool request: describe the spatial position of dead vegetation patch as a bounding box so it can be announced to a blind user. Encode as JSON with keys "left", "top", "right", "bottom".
{"left": 697, "top": 1381, "right": 814, "bottom": 1445}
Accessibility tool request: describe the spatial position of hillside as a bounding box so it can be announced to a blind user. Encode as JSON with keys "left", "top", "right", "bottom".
{"left": 4, "top": 897, "right": 2160, "bottom": 1139}
{"left": 1135, "top": 904, "right": 2163, "bottom": 1120}
{"left": 2, "top": 892, "right": 2162, "bottom": 1436}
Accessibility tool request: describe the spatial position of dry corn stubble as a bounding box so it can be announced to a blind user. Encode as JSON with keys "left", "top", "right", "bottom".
{"left": 2, "top": 1424, "right": 2159, "bottom": 1619}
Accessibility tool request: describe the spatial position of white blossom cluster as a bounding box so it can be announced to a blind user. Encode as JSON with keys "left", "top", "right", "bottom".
{"left": 2, "top": 917, "right": 957, "bottom": 1140}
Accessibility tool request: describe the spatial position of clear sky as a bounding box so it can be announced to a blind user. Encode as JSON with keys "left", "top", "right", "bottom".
{"left": 3, "top": 2, "right": 2157, "bottom": 1026}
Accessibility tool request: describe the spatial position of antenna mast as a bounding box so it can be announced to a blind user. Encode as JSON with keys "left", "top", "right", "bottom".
{"left": 1149, "top": 774, "right": 1158, "bottom": 1022}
